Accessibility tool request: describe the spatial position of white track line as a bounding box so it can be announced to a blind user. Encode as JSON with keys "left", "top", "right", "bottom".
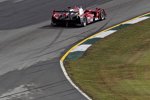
{"left": 60, "top": 61, "right": 92, "bottom": 100}
{"left": 93, "top": 30, "right": 117, "bottom": 38}
{"left": 123, "top": 16, "right": 150, "bottom": 24}
{"left": 71, "top": 44, "right": 92, "bottom": 52}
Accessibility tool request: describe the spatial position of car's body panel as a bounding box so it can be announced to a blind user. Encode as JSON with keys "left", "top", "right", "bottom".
{"left": 51, "top": 7, "right": 106, "bottom": 26}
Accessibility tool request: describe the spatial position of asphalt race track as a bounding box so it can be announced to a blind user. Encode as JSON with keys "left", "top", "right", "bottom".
{"left": 0, "top": 0, "right": 111, "bottom": 29}
{"left": 0, "top": 0, "right": 150, "bottom": 100}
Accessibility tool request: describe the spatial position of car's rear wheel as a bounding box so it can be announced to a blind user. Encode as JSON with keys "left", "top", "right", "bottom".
{"left": 51, "top": 22, "right": 56, "bottom": 26}
{"left": 51, "top": 17, "right": 57, "bottom": 26}
{"left": 81, "top": 17, "right": 87, "bottom": 27}
{"left": 65, "top": 22, "right": 68, "bottom": 27}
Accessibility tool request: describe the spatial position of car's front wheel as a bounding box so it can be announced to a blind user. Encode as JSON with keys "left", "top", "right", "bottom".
{"left": 99, "top": 10, "right": 106, "bottom": 20}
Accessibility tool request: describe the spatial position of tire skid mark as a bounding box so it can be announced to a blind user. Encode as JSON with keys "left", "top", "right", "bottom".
{"left": 32, "top": 88, "right": 75, "bottom": 100}
{"left": 27, "top": 27, "right": 96, "bottom": 60}
{"left": 0, "top": 80, "right": 67, "bottom": 100}
{"left": 25, "top": 29, "right": 64, "bottom": 59}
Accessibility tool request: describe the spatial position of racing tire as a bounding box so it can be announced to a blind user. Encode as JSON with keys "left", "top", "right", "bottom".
{"left": 66, "top": 22, "right": 69, "bottom": 27}
{"left": 81, "top": 17, "right": 87, "bottom": 27}
{"left": 99, "top": 10, "right": 106, "bottom": 20}
{"left": 51, "top": 17, "right": 57, "bottom": 26}
{"left": 51, "top": 22, "right": 57, "bottom": 26}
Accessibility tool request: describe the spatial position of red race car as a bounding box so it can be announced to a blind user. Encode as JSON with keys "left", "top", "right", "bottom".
{"left": 51, "top": 6, "right": 106, "bottom": 27}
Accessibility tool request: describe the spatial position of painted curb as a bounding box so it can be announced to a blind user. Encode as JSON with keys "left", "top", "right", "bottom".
{"left": 60, "top": 12, "right": 150, "bottom": 100}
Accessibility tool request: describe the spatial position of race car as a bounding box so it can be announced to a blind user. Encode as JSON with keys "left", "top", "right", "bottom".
{"left": 51, "top": 6, "right": 106, "bottom": 27}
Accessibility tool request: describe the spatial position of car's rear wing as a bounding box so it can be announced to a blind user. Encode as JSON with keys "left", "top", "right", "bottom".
{"left": 53, "top": 10, "right": 78, "bottom": 14}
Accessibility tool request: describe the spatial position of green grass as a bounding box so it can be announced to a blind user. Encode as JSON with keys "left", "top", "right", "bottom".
{"left": 65, "top": 19, "right": 150, "bottom": 100}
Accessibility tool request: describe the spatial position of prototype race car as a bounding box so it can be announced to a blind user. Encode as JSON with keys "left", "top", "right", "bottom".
{"left": 51, "top": 6, "right": 106, "bottom": 27}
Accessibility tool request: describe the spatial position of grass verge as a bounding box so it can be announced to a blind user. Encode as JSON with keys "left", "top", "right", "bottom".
{"left": 65, "top": 19, "right": 150, "bottom": 100}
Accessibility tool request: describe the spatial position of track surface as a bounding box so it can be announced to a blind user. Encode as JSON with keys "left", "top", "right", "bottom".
{"left": 0, "top": 0, "right": 150, "bottom": 100}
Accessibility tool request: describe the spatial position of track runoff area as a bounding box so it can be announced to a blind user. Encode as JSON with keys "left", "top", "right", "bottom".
{"left": 60, "top": 12, "right": 150, "bottom": 100}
